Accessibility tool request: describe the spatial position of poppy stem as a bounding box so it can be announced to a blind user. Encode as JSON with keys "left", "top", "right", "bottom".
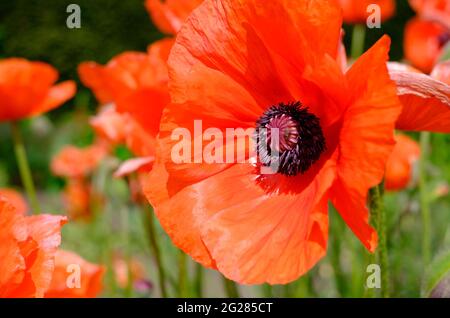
{"left": 178, "top": 251, "right": 189, "bottom": 297}
{"left": 351, "top": 24, "right": 366, "bottom": 60}
{"left": 369, "top": 183, "right": 390, "bottom": 297}
{"left": 10, "top": 121, "right": 40, "bottom": 214}
{"left": 194, "top": 263, "right": 204, "bottom": 297}
{"left": 419, "top": 132, "right": 432, "bottom": 265}
{"left": 223, "top": 277, "right": 240, "bottom": 298}
{"left": 143, "top": 205, "right": 168, "bottom": 297}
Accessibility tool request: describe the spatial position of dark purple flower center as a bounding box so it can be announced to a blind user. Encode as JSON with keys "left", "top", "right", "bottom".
{"left": 255, "top": 102, "right": 326, "bottom": 176}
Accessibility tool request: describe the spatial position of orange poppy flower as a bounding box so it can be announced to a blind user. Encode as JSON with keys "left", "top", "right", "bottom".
{"left": 44, "top": 250, "right": 105, "bottom": 298}
{"left": 51, "top": 143, "right": 107, "bottom": 178}
{"left": 113, "top": 255, "right": 148, "bottom": 291}
{"left": 404, "top": 18, "right": 449, "bottom": 73}
{"left": 140, "top": 0, "right": 410, "bottom": 284}
{"left": 90, "top": 105, "right": 129, "bottom": 146}
{"left": 63, "top": 179, "right": 92, "bottom": 221}
{"left": 385, "top": 134, "right": 421, "bottom": 191}
{"left": 337, "top": 0, "right": 396, "bottom": 24}
{"left": 79, "top": 40, "right": 172, "bottom": 176}
{"left": 145, "top": 0, "right": 204, "bottom": 34}
{"left": 0, "top": 58, "right": 76, "bottom": 122}
{"left": 0, "top": 197, "right": 67, "bottom": 297}
{"left": 389, "top": 62, "right": 450, "bottom": 133}
{"left": 0, "top": 188, "right": 28, "bottom": 214}
{"left": 409, "top": 0, "right": 450, "bottom": 27}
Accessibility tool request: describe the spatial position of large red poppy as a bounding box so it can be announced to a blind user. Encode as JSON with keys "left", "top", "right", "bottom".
{"left": 0, "top": 58, "right": 76, "bottom": 122}
{"left": 139, "top": 0, "right": 412, "bottom": 284}
{"left": 0, "top": 197, "right": 67, "bottom": 297}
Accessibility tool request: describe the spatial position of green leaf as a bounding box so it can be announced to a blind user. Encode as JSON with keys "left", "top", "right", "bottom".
{"left": 422, "top": 250, "right": 450, "bottom": 297}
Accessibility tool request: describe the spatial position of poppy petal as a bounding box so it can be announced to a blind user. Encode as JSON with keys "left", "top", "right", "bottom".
{"left": 33, "top": 81, "right": 76, "bottom": 116}
{"left": 332, "top": 36, "right": 402, "bottom": 251}
{"left": 390, "top": 68, "right": 450, "bottom": 132}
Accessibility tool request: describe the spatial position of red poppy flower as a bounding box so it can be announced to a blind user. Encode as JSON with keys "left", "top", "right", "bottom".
{"left": 404, "top": 18, "right": 449, "bottom": 73}
{"left": 409, "top": 0, "right": 450, "bottom": 27}
{"left": 140, "top": 0, "right": 411, "bottom": 284}
{"left": 63, "top": 179, "right": 92, "bottom": 221}
{"left": 145, "top": 0, "right": 204, "bottom": 34}
{"left": 0, "top": 188, "right": 28, "bottom": 215}
{"left": 385, "top": 134, "right": 421, "bottom": 191}
{"left": 78, "top": 40, "right": 173, "bottom": 175}
{"left": 337, "top": 0, "right": 396, "bottom": 24}
{"left": 389, "top": 62, "right": 450, "bottom": 133}
{"left": 0, "top": 58, "right": 76, "bottom": 122}
{"left": 51, "top": 143, "right": 107, "bottom": 179}
{"left": 44, "top": 250, "right": 105, "bottom": 298}
{"left": 0, "top": 197, "right": 67, "bottom": 297}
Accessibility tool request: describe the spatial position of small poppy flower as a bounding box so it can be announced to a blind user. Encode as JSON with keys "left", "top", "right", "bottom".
{"left": 63, "top": 179, "right": 92, "bottom": 221}
{"left": 0, "top": 58, "right": 76, "bottom": 122}
{"left": 0, "top": 197, "right": 67, "bottom": 297}
{"left": 409, "top": 0, "right": 450, "bottom": 27}
{"left": 113, "top": 254, "right": 150, "bottom": 292}
{"left": 337, "top": 0, "right": 396, "bottom": 24}
{"left": 145, "top": 0, "right": 204, "bottom": 35}
{"left": 385, "top": 134, "right": 421, "bottom": 191}
{"left": 44, "top": 250, "right": 105, "bottom": 298}
{"left": 404, "top": 18, "right": 449, "bottom": 73}
{"left": 0, "top": 188, "right": 28, "bottom": 214}
{"left": 78, "top": 40, "right": 173, "bottom": 176}
{"left": 51, "top": 143, "right": 107, "bottom": 179}
{"left": 143, "top": 0, "right": 450, "bottom": 285}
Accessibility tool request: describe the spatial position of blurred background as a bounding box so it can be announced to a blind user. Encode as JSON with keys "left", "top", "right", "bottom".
{"left": 0, "top": 0, "right": 449, "bottom": 298}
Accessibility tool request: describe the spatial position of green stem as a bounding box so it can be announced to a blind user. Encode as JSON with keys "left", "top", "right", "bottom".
{"left": 419, "top": 132, "right": 432, "bottom": 265}
{"left": 223, "top": 277, "right": 240, "bottom": 298}
{"left": 178, "top": 251, "right": 189, "bottom": 297}
{"left": 351, "top": 24, "right": 366, "bottom": 60}
{"left": 143, "top": 206, "right": 168, "bottom": 297}
{"left": 194, "top": 263, "right": 204, "bottom": 298}
{"left": 369, "top": 183, "right": 390, "bottom": 298}
{"left": 10, "top": 121, "right": 40, "bottom": 214}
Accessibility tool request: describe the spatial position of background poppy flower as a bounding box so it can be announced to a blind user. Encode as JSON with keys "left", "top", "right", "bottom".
{"left": 337, "top": 0, "right": 396, "bottom": 24}
{"left": 44, "top": 250, "right": 105, "bottom": 298}
{"left": 404, "top": 18, "right": 449, "bottom": 73}
{"left": 0, "top": 197, "right": 67, "bottom": 297}
{"left": 0, "top": 188, "right": 28, "bottom": 215}
{"left": 143, "top": 0, "right": 407, "bottom": 284}
{"left": 385, "top": 134, "right": 421, "bottom": 191}
{"left": 51, "top": 144, "right": 107, "bottom": 179}
{"left": 78, "top": 40, "right": 173, "bottom": 176}
{"left": 409, "top": 0, "right": 450, "bottom": 27}
{"left": 0, "top": 58, "right": 76, "bottom": 122}
{"left": 145, "top": 0, "right": 204, "bottom": 35}
{"left": 431, "top": 61, "right": 450, "bottom": 85}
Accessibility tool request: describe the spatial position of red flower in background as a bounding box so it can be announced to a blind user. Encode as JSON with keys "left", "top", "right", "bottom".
{"left": 142, "top": 0, "right": 407, "bottom": 284}
{"left": 0, "top": 58, "right": 76, "bottom": 122}
{"left": 385, "top": 134, "right": 421, "bottom": 191}
{"left": 404, "top": 0, "right": 450, "bottom": 73}
{"left": 0, "top": 188, "right": 28, "bottom": 215}
{"left": 78, "top": 39, "right": 174, "bottom": 176}
{"left": 337, "top": 0, "right": 396, "bottom": 24}
{"left": 145, "top": 0, "right": 204, "bottom": 34}
{"left": 0, "top": 197, "right": 67, "bottom": 297}
{"left": 44, "top": 250, "right": 105, "bottom": 298}
{"left": 51, "top": 143, "right": 107, "bottom": 220}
